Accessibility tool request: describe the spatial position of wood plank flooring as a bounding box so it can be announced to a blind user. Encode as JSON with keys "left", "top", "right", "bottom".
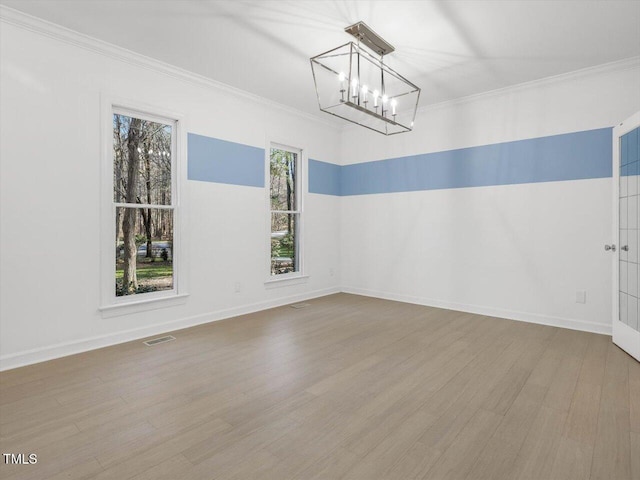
{"left": 0, "top": 293, "right": 638, "bottom": 479}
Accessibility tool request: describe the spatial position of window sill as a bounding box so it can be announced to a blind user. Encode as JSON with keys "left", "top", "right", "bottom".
{"left": 264, "top": 275, "right": 309, "bottom": 289}
{"left": 99, "top": 293, "right": 189, "bottom": 318}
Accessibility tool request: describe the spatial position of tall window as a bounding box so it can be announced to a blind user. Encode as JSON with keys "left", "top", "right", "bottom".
{"left": 270, "top": 145, "right": 301, "bottom": 276}
{"left": 113, "top": 110, "right": 175, "bottom": 297}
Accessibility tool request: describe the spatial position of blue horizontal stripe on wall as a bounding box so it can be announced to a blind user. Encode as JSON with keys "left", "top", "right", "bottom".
{"left": 341, "top": 127, "right": 612, "bottom": 196}
{"left": 309, "top": 159, "right": 342, "bottom": 196}
{"left": 188, "top": 133, "right": 264, "bottom": 187}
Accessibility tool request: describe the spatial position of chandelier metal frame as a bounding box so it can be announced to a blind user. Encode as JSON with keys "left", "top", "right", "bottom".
{"left": 310, "top": 22, "right": 421, "bottom": 136}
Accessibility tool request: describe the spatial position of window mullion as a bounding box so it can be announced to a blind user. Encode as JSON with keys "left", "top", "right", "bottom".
{"left": 115, "top": 202, "right": 174, "bottom": 210}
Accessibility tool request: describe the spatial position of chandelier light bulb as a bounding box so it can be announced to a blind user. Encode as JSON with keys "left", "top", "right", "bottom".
{"left": 382, "top": 94, "right": 388, "bottom": 104}
{"left": 391, "top": 98, "right": 397, "bottom": 116}
{"left": 373, "top": 89, "right": 379, "bottom": 108}
{"left": 351, "top": 78, "right": 358, "bottom": 98}
{"left": 338, "top": 72, "right": 346, "bottom": 102}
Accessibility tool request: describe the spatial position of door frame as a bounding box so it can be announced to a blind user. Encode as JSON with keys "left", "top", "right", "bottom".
{"left": 612, "top": 110, "right": 640, "bottom": 361}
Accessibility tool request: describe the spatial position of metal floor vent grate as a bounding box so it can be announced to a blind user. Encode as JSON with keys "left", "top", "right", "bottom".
{"left": 143, "top": 335, "right": 176, "bottom": 346}
{"left": 290, "top": 303, "right": 311, "bottom": 309}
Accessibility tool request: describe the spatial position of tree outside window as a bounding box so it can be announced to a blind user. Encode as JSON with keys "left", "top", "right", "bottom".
{"left": 270, "top": 147, "right": 301, "bottom": 275}
{"left": 113, "top": 112, "right": 174, "bottom": 296}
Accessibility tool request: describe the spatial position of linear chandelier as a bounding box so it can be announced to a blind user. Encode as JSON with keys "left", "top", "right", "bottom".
{"left": 310, "top": 21, "right": 421, "bottom": 135}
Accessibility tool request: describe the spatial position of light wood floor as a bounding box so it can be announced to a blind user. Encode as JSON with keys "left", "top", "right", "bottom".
{"left": 1, "top": 293, "right": 639, "bottom": 480}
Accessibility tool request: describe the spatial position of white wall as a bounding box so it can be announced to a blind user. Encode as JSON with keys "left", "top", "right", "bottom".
{"left": 0, "top": 16, "right": 341, "bottom": 369}
{"left": 340, "top": 62, "right": 640, "bottom": 334}
{"left": 2, "top": 10, "right": 639, "bottom": 371}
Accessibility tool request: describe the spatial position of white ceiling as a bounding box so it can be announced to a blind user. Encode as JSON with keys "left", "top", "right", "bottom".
{"left": 2, "top": 0, "right": 639, "bottom": 123}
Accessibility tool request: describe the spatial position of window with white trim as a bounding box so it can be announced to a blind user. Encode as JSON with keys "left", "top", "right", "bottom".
{"left": 108, "top": 107, "right": 179, "bottom": 303}
{"left": 269, "top": 145, "right": 302, "bottom": 276}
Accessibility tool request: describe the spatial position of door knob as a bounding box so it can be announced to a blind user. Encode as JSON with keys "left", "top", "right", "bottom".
{"left": 622, "top": 245, "right": 629, "bottom": 251}
{"left": 605, "top": 244, "right": 617, "bottom": 251}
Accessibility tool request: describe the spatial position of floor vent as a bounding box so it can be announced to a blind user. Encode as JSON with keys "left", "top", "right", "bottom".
{"left": 143, "top": 335, "right": 176, "bottom": 346}
{"left": 290, "top": 303, "right": 310, "bottom": 309}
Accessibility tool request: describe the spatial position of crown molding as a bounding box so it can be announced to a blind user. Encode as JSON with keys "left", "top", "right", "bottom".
{"left": 0, "top": 5, "right": 341, "bottom": 131}
{"left": 417, "top": 56, "right": 640, "bottom": 115}
{"left": 341, "top": 55, "right": 640, "bottom": 133}
{"left": 3, "top": 5, "right": 637, "bottom": 134}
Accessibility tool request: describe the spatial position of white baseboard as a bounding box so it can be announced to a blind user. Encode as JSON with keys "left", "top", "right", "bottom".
{"left": 0, "top": 287, "right": 340, "bottom": 371}
{"left": 1, "top": 284, "right": 613, "bottom": 371}
{"left": 341, "top": 286, "right": 612, "bottom": 336}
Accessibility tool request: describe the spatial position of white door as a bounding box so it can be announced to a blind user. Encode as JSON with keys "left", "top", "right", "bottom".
{"left": 613, "top": 111, "right": 640, "bottom": 361}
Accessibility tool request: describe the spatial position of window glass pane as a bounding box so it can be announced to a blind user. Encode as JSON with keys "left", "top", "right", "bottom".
{"left": 270, "top": 148, "right": 297, "bottom": 211}
{"left": 271, "top": 213, "right": 297, "bottom": 275}
{"left": 113, "top": 113, "right": 172, "bottom": 205}
{"left": 116, "top": 206, "right": 173, "bottom": 296}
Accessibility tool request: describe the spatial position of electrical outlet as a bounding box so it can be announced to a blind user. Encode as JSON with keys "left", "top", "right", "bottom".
{"left": 235, "top": 282, "right": 241, "bottom": 293}
{"left": 576, "top": 290, "right": 586, "bottom": 304}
